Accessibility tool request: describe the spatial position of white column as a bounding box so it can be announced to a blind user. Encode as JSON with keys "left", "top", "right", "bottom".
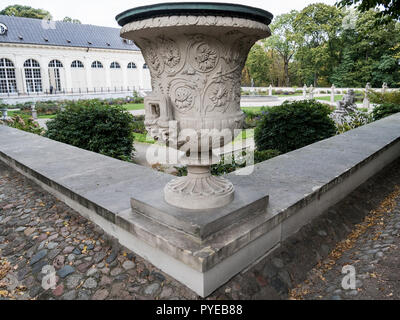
{"left": 105, "top": 60, "right": 112, "bottom": 89}
{"left": 303, "top": 84, "right": 307, "bottom": 98}
{"left": 84, "top": 57, "right": 93, "bottom": 91}
{"left": 139, "top": 62, "right": 144, "bottom": 90}
{"left": 39, "top": 56, "right": 50, "bottom": 93}
{"left": 330, "top": 84, "right": 335, "bottom": 103}
{"left": 122, "top": 62, "right": 128, "bottom": 90}
{"left": 64, "top": 59, "right": 73, "bottom": 92}
{"left": 268, "top": 84, "right": 272, "bottom": 96}
{"left": 363, "top": 83, "right": 371, "bottom": 110}
{"left": 309, "top": 85, "right": 314, "bottom": 99}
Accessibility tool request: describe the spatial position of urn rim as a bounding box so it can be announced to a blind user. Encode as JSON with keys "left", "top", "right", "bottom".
{"left": 116, "top": 2, "right": 273, "bottom": 27}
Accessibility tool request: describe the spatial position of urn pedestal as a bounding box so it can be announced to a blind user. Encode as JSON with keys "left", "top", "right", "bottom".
{"left": 117, "top": 3, "right": 272, "bottom": 210}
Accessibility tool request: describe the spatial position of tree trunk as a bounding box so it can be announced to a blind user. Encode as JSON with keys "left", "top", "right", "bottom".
{"left": 284, "top": 58, "right": 290, "bottom": 87}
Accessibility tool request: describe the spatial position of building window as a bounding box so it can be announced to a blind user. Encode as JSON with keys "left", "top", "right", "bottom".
{"left": 48, "top": 60, "right": 63, "bottom": 91}
{"left": 0, "top": 58, "right": 17, "bottom": 93}
{"left": 71, "top": 60, "right": 84, "bottom": 68}
{"left": 91, "top": 61, "right": 103, "bottom": 68}
{"left": 110, "top": 62, "right": 121, "bottom": 69}
{"left": 49, "top": 59, "right": 63, "bottom": 68}
{"left": 0, "top": 23, "right": 7, "bottom": 35}
{"left": 127, "top": 62, "right": 137, "bottom": 69}
{"left": 143, "top": 63, "right": 148, "bottom": 69}
{"left": 24, "top": 59, "right": 42, "bottom": 93}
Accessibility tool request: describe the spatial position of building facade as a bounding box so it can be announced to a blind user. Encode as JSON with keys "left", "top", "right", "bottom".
{"left": 0, "top": 15, "right": 151, "bottom": 96}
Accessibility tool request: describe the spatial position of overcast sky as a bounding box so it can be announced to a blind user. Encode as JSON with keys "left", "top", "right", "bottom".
{"left": 0, "top": 0, "right": 337, "bottom": 28}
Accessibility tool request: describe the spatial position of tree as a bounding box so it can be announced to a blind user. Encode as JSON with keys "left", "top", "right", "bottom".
{"left": 262, "top": 11, "right": 299, "bottom": 86}
{"left": 63, "top": 17, "right": 81, "bottom": 24}
{"left": 332, "top": 8, "right": 400, "bottom": 87}
{"left": 337, "top": 0, "right": 400, "bottom": 20}
{"left": 243, "top": 44, "right": 272, "bottom": 87}
{"left": 0, "top": 5, "right": 51, "bottom": 19}
{"left": 293, "top": 3, "right": 344, "bottom": 86}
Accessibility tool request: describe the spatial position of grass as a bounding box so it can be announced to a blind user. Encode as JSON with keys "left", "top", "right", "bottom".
{"left": 315, "top": 95, "right": 344, "bottom": 102}
{"left": 38, "top": 114, "right": 56, "bottom": 119}
{"left": 133, "top": 132, "right": 155, "bottom": 144}
{"left": 233, "top": 129, "right": 255, "bottom": 144}
{"left": 122, "top": 103, "right": 145, "bottom": 111}
{"left": 241, "top": 106, "right": 268, "bottom": 113}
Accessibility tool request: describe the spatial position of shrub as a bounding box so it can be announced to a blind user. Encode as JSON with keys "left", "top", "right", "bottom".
{"left": 132, "top": 90, "right": 144, "bottom": 104}
{"left": 2, "top": 114, "right": 44, "bottom": 135}
{"left": 243, "top": 109, "right": 264, "bottom": 129}
{"left": 368, "top": 90, "right": 400, "bottom": 105}
{"left": 255, "top": 100, "right": 336, "bottom": 153}
{"left": 131, "top": 115, "right": 146, "bottom": 134}
{"left": 372, "top": 103, "right": 400, "bottom": 121}
{"left": 254, "top": 149, "right": 281, "bottom": 163}
{"left": 335, "top": 110, "right": 373, "bottom": 134}
{"left": 45, "top": 101, "right": 134, "bottom": 161}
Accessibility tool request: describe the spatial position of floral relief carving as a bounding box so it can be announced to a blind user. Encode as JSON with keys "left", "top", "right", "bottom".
{"left": 159, "top": 36, "right": 181, "bottom": 69}
{"left": 175, "top": 86, "right": 194, "bottom": 112}
{"left": 195, "top": 43, "right": 218, "bottom": 72}
{"left": 210, "top": 85, "right": 228, "bottom": 111}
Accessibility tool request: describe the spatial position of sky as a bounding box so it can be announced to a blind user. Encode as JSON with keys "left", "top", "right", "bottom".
{"left": 0, "top": 0, "right": 337, "bottom": 28}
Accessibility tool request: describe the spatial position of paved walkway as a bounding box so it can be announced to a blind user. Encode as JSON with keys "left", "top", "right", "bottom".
{"left": 1, "top": 158, "right": 400, "bottom": 300}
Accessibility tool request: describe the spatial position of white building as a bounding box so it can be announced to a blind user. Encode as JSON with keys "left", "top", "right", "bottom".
{"left": 0, "top": 15, "right": 151, "bottom": 97}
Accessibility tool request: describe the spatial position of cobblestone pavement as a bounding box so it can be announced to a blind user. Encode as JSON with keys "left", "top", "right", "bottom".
{"left": 290, "top": 185, "right": 400, "bottom": 300}
{"left": 1, "top": 159, "right": 400, "bottom": 300}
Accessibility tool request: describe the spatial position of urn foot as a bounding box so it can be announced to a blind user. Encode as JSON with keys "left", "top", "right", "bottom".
{"left": 164, "top": 165, "right": 234, "bottom": 210}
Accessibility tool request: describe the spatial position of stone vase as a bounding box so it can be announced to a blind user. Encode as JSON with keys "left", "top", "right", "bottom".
{"left": 118, "top": 3, "right": 272, "bottom": 210}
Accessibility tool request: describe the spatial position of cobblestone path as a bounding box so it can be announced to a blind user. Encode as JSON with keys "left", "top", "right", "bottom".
{"left": 290, "top": 186, "right": 400, "bottom": 300}
{"left": 1, "top": 159, "right": 400, "bottom": 300}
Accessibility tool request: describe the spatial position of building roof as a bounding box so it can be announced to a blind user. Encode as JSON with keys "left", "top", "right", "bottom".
{"left": 0, "top": 14, "right": 140, "bottom": 51}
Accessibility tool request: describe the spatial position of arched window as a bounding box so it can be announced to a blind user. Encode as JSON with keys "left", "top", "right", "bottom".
{"left": 91, "top": 61, "right": 103, "bottom": 68}
{"left": 48, "top": 60, "right": 63, "bottom": 68}
{"left": 110, "top": 62, "right": 121, "bottom": 69}
{"left": 48, "top": 60, "right": 64, "bottom": 91}
{"left": 71, "top": 60, "right": 84, "bottom": 68}
{"left": 24, "top": 59, "right": 42, "bottom": 93}
{"left": 127, "top": 62, "right": 137, "bottom": 69}
{"left": 0, "top": 58, "right": 17, "bottom": 93}
{"left": 143, "top": 63, "right": 148, "bottom": 69}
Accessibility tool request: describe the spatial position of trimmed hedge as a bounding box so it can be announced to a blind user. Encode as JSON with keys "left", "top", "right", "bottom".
{"left": 255, "top": 100, "right": 336, "bottom": 153}
{"left": 45, "top": 101, "right": 134, "bottom": 161}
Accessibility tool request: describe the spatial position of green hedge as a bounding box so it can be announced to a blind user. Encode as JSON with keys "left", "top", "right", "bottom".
{"left": 45, "top": 101, "right": 134, "bottom": 161}
{"left": 255, "top": 100, "right": 336, "bottom": 153}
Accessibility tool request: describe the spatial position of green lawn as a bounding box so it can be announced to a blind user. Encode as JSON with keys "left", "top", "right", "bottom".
{"left": 241, "top": 106, "right": 268, "bottom": 113}
{"left": 133, "top": 132, "right": 155, "bottom": 144}
{"left": 122, "top": 103, "right": 145, "bottom": 111}
{"left": 38, "top": 114, "right": 56, "bottom": 119}
{"left": 315, "top": 95, "right": 344, "bottom": 102}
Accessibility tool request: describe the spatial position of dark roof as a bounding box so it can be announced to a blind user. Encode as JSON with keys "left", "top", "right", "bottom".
{"left": 0, "top": 15, "right": 140, "bottom": 51}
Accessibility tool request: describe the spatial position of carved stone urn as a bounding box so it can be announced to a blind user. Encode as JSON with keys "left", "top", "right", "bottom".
{"left": 117, "top": 3, "right": 273, "bottom": 210}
